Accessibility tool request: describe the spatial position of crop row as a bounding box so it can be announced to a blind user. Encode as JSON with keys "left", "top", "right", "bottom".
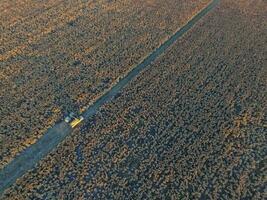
{"left": 2, "top": 0, "right": 266, "bottom": 199}
{"left": 0, "top": 0, "right": 210, "bottom": 169}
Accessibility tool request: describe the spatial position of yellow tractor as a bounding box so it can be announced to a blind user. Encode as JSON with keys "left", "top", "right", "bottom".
{"left": 64, "top": 112, "right": 84, "bottom": 128}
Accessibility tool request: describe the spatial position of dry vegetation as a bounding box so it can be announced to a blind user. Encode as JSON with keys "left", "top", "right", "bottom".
{"left": 0, "top": 0, "right": 211, "bottom": 168}
{"left": 2, "top": 0, "right": 266, "bottom": 199}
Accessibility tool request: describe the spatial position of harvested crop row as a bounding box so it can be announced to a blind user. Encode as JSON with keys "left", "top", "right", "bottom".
{"left": 2, "top": 0, "right": 266, "bottom": 199}
{"left": 0, "top": 0, "right": 211, "bottom": 169}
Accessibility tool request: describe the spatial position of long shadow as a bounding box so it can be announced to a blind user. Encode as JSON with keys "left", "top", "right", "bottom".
{"left": 0, "top": 0, "right": 220, "bottom": 195}
{"left": 52, "top": 70, "right": 79, "bottom": 118}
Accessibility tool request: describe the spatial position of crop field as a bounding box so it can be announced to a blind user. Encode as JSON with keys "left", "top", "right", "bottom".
{"left": 2, "top": 0, "right": 266, "bottom": 199}
{"left": 0, "top": 0, "right": 211, "bottom": 169}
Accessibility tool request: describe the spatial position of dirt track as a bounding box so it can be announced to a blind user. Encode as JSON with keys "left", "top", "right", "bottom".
{"left": 0, "top": 0, "right": 211, "bottom": 169}
{"left": 1, "top": 0, "right": 266, "bottom": 199}
{"left": 0, "top": 1, "right": 219, "bottom": 195}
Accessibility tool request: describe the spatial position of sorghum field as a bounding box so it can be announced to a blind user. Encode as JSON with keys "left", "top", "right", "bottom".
{"left": 2, "top": 0, "right": 266, "bottom": 199}
{"left": 0, "top": 0, "right": 210, "bottom": 169}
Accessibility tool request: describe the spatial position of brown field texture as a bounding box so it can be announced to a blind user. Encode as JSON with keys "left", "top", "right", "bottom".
{"left": 0, "top": 0, "right": 211, "bottom": 169}
{"left": 2, "top": 0, "right": 266, "bottom": 199}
